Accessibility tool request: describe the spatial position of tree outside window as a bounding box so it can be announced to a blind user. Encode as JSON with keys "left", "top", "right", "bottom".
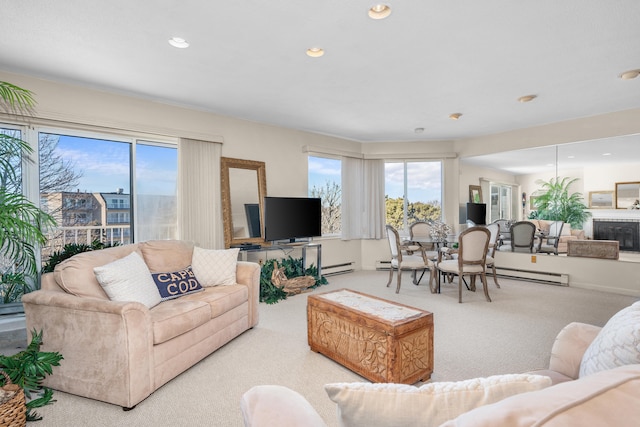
{"left": 308, "top": 156, "right": 341, "bottom": 236}
{"left": 385, "top": 161, "right": 442, "bottom": 230}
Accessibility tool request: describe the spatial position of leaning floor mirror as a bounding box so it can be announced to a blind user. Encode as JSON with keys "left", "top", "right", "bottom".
{"left": 220, "top": 157, "right": 267, "bottom": 248}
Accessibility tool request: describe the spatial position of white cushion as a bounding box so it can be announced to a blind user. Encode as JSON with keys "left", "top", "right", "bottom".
{"left": 579, "top": 301, "right": 640, "bottom": 377}
{"left": 93, "top": 251, "right": 161, "bottom": 308}
{"left": 241, "top": 385, "right": 327, "bottom": 427}
{"left": 324, "top": 374, "right": 552, "bottom": 427}
{"left": 191, "top": 247, "right": 240, "bottom": 286}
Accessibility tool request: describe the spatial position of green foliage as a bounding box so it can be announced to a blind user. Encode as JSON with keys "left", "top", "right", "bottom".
{"left": 42, "top": 240, "right": 121, "bottom": 273}
{"left": 259, "top": 257, "right": 328, "bottom": 304}
{"left": 0, "top": 330, "right": 63, "bottom": 421}
{"left": 1, "top": 81, "right": 57, "bottom": 304}
{"left": 385, "top": 196, "right": 441, "bottom": 229}
{"left": 533, "top": 177, "right": 591, "bottom": 229}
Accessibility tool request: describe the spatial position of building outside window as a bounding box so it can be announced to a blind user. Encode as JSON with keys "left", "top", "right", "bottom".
{"left": 308, "top": 156, "right": 341, "bottom": 236}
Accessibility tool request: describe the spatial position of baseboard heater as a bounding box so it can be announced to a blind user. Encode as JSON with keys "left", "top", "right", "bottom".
{"left": 495, "top": 267, "right": 569, "bottom": 286}
{"left": 322, "top": 262, "right": 355, "bottom": 276}
{"left": 376, "top": 261, "right": 568, "bottom": 286}
{"left": 376, "top": 260, "right": 392, "bottom": 271}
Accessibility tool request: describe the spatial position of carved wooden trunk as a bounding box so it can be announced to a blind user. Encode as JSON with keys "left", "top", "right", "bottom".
{"left": 307, "top": 289, "right": 433, "bottom": 384}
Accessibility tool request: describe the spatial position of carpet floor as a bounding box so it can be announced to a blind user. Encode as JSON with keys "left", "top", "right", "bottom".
{"left": 34, "top": 270, "right": 638, "bottom": 426}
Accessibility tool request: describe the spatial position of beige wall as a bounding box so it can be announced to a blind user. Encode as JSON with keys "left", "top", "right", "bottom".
{"left": 3, "top": 70, "right": 639, "bottom": 295}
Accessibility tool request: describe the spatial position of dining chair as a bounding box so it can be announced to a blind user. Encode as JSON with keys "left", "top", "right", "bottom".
{"left": 386, "top": 225, "right": 435, "bottom": 294}
{"left": 408, "top": 221, "right": 435, "bottom": 250}
{"left": 435, "top": 226, "right": 491, "bottom": 303}
{"left": 537, "top": 220, "right": 565, "bottom": 255}
{"left": 483, "top": 222, "right": 500, "bottom": 287}
{"left": 492, "top": 219, "right": 512, "bottom": 248}
{"left": 499, "top": 221, "right": 536, "bottom": 253}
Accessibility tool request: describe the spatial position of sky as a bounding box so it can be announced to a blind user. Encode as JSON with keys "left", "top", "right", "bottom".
{"left": 47, "top": 134, "right": 177, "bottom": 196}
{"left": 308, "top": 156, "right": 442, "bottom": 203}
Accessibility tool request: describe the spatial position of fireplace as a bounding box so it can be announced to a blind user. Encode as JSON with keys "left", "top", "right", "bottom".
{"left": 593, "top": 219, "right": 640, "bottom": 252}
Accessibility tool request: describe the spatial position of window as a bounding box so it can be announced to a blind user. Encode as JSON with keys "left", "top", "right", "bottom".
{"left": 308, "top": 156, "right": 341, "bottom": 236}
{"left": 36, "top": 130, "right": 177, "bottom": 260}
{"left": 489, "top": 183, "right": 513, "bottom": 222}
{"left": 385, "top": 161, "right": 442, "bottom": 231}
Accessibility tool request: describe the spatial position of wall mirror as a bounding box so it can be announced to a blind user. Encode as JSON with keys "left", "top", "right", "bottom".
{"left": 615, "top": 182, "right": 640, "bottom": 209}
{"left": 221, "top": 157, "right": 267, "bottom": 248}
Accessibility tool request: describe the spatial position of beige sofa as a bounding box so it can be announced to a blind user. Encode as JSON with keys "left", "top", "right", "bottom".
{"left": 22, "top": 240, "right": 260, "bottom": 409}
{"left": 241, "top": 304, "right": 640, "bottom": 426}
{"left": 528, "top": 219, "right": 585, "bottom": 253}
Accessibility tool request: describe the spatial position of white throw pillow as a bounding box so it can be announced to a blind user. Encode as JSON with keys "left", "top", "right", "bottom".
{"left": 93, "top": 251, "right": 161, "bottom": 308}
{"left": 191, "top": 247, "right": 240, "bottom": 286}
{"left": 579, "top": 301, "right": 640, "bottom": 377}
{"left": 325, "top": 374, "right": 552, "bottom": 427}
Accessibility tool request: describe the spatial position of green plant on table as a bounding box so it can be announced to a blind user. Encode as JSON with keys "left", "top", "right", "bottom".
{"left": 0, "top": 329, "right": 63, "bottom": 421}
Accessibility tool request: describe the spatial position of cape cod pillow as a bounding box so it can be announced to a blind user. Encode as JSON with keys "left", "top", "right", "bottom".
{"left": 152, "top": 266, "right": 204, "bottom": 301}
{"left": 325, "top": 374, "right": 552, "bottom": 427}
{"left": 93, "top": 251, "right": 161, "bottom": 308}
{"left": 191, "top": 247, "right": 240, "bottom": 286}
{"left": 579, "top": 301, "right": 640, "bottom": 377}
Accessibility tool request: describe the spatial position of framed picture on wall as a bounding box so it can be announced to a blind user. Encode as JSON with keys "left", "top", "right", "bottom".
{"left": 469, "top": 185, "right": 482, "bottom": 203}
{"left": 529, "top": 196, "right": 539, "bottom": 210}
{"left": 589, "top": 191, "right": 614, "bottom": 209}
{"left": 615, "top": 182, "right": 640, "bottom": 209}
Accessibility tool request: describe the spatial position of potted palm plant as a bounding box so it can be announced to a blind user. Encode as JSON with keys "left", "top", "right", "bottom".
{"left": 532, "top": 176, "right": 591, "bottom": 229}
{"left": 0, "top": 82, "right": 56, "bottom": 306}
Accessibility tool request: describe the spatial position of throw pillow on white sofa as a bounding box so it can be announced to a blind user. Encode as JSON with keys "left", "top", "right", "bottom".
{"left": 580, "top": 301, "right": 640, "bottom": 377}
{"left": 325, "top": 374, "right": 552, "bottom": 427}
{"left": 192, "top": 247, "right": 240, "bottom": 286}
{"left": 93, "top": 251, "right": 161, "bottom": 308}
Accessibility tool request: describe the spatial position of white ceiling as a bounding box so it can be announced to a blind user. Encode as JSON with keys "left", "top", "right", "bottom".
{"left": 1, "top": 1, "right": 639, "bottom": 144}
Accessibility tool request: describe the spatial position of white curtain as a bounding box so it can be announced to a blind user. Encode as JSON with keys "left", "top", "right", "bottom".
{"left": 178, "top": 138, "right": 224, "bottom": 248}
{"left": 341, "top": 158, "right": 386, "bottom": 240}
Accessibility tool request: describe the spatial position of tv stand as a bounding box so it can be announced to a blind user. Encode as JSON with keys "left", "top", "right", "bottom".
{"left": 237, "top": 242, "right": 322, "bottom": 277}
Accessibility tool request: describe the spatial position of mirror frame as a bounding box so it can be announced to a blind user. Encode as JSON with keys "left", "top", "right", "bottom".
{"left": 221, "top": 157, "right": 267, "bottom": 248}
{"left": 615, "top": 181, "right": 640, "bottom": 209}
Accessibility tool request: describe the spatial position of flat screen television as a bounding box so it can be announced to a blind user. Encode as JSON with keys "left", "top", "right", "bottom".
{"left": 466, "top": 202, "right": 487, "bottom": 225}
{"left": 264, "top": 196, "right": 322, "bottom": 243}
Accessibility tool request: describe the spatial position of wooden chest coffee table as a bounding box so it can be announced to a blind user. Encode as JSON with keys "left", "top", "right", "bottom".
{"left": 307, "top": 289, "right": 433, "bottom": 384}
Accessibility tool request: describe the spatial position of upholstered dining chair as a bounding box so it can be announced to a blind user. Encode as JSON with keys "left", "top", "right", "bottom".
{"left": 499, "top": 221, "right": 536, "bottom": 253}
{"left": 386, "top": 225, "right": 435, "bottom": 294}
{"left": 483, "top": 222, "right": 501, "bottom": 287}
{"left": 493, "top": 219, "right": 512, "bottom": 247}
{"left": 435, "top": 226, "right": 491, "bottom": 303}
{"left": 408, "top": 221, "right": 434, "bottom": 250}
{"left": 537, "top": 220, "right": 565, "bottom": 255}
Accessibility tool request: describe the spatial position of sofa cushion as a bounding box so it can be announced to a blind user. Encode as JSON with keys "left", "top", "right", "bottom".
{"left": 241, "top": 385, "right": 328, "bottom": 427}
{"left": 93, "top": 251, "right": 161, "bottom": 308}
{"left": 54, "top": 243, "right": 139, "bottom": 299}
{"left": 192, "top": 247, "right": 240, "bottom": 286}
{"left": 139, "top": 240, "right": 194, "bottom": 273}
{"left": 150, "top": 299, "right": 211, "bottom": 344}
{"left": 152, "top": 266, "right": 204, "bottom": 301}
{"left": 441, "top": 364, "right": 640, "bottom": 427}
{"left": 579, "top": 301, "right": 640, "bottom": 377}
{"left": 324, "top": 374, "right": 552, "bottom": 427}
{"left": 182, "top": 284, "right": 249, "bottom": 319}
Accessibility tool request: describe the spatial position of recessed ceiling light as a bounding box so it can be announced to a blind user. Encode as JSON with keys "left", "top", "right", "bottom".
{"left": 449, "top": 113, "right": 462, "bottom": 120}
{"left": 168, "top": 37, "right": 189, "bottom": 48}
{"left": 368, "top": 4, "right": 392, "bottom": 19}
{"left": 306, "top": 47, "right": 325, "bottom": 58}
{"left": 602, "top": 152, "right": 612, "bottom": 156}
{"left": 567, "top": 155, "right": 575, "bottom": 159}
{"left": 414, "top": 127, "right": 424, "bottom": 134}
{"left": 619, "top": 69, "right": 640, "bottom": 80}
{"left": 517, "top": 94, "right": 537, "bottom": 103}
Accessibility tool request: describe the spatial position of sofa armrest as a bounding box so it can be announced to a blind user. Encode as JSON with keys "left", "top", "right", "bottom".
{"left": 241, "top": 385, "right": 327, "bottom": 427}
{"left": 236, "top": 261, "right": 261, "bottom": 327}
{"left": 21, "top": 290, "right": 155, "bottom": 408}
{"left": 548, "top": 322, "right": 602, "bottom": 380}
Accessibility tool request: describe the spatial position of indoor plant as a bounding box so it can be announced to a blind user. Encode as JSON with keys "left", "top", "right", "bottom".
{"left": 532, "top": 176, "right": 591, "bottom": 229}
{"left": 0, "top": 82, "right": 56, "bottom": 303}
